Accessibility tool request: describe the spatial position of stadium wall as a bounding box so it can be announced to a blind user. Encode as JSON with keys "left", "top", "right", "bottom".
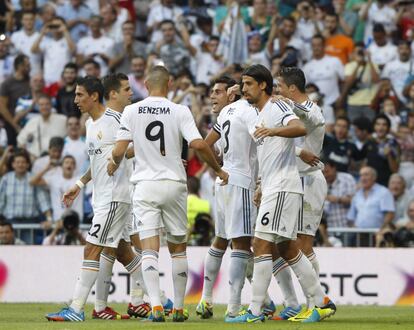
{"left": 0, "top": 247, "right": 413, "bottom": 306}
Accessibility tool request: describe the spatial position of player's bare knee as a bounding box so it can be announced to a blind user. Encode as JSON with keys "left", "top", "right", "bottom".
{"left": 130, "top": 234, "right": 141, "bottom": 250}
{"left": 84, "top": 242, "right": 103, "bottom": 261}
{"left": 297, "top": 234, "right": 314, "bottom": 255}
{"left": 167, "top": 234, "right": 187, "bottom": 254}
{"left": 252, "top": 237, "right": 272, "bottom": 256}
{"left": 277, "top": 240, "right": 298, "bottom": 261}
{"left": 102, "top": 246, "right": 116, "bottom": 257}
{"left": 232, "top": 236, "right": 251, "bottom": 251}
{"left": 116, "top": 241, "right": 134, "bottom": 265}
{"left": 212, "top": 236, "right": 228, "bottom": 250}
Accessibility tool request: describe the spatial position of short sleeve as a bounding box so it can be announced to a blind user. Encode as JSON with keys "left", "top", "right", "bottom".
{"left": 347, "top": 197, "right": 357, "bottom": 222}
{"left": 275, "top": 101, "right": 298, "bottom": 127}
{"left": 179, "top": 106, "right": 202, "bottom": 144}
{"left": 117, "top": 107, "right": 133, "bottom": 141}
{"left": 380, "top": 188, "right": 395, "bottom": 213}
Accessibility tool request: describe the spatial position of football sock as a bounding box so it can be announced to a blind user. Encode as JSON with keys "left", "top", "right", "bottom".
{"left": 171, "top": 251, "right": 188, "bottom": 310}
{"left": 287, "top": 251, "right": 324, "bottom": 309}
{"left": 306, "top": 251, "right": 320, "bottom": 277}
{"left": 272, "top": 257, "right": 299, "bottom": 308}
{"left": 94, "top": 253, "right": 115, "bottom": 312}
{"left": 227, "top": 250, "right": 250, "bottom": 315}
{"left": 125, "top": 255, "right": 144, "bottom": 306}
{"left": 248, "top": 255, "right": 272, "bottom": 316}
{"left": 141, "top": 250, "right": 162, "bottom": 307}
{"left": 247, "top": 252, "right": 272, "bottom": 306}
{"left": 201, "top": 247, "right": 225, "bottom": 304}
{"left": 71, "top": 260, "right": 100, "bottom": 313}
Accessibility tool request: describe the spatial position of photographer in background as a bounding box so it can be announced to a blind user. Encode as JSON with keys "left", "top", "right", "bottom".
{"left": 42, "top": 210, "right": 86, "bottom": 245}
{"left": 342, "top": 42, "right": 380, "bottom": 122}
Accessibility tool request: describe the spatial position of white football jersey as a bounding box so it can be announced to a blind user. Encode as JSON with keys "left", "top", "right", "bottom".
{"left": 213, "top": 99, "right": 258, "bottom": 190}
{"left": 254, "top": 100, "right": 303, "bottom": 195}
{"left": 290, "top": 100, "right": 326, "bottom": 175}
{"left": 85, "top": 108, "right": 131, "bottom": 207}
{"left": 117, "top": 96, "right": 202, "bottom": 183}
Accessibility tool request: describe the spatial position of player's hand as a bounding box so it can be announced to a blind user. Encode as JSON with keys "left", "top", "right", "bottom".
{"left": 253, "top": 187, "right": 262, "bottom": 207}
{"left": 216, "top": 169, "right": 229, "bottom": 185}
{"left": 227, "top": 84, "right": 241, "bottom": 97}
{"left": 107, "top": 157, "right": 120, "bottom": 176}
{"left": 270, "top": 95, "right": 290, "bottom": 103}
{"left": 299, "top": 149, "right": 320, "bottom": 166}
{"left": 62, "top": 185, "right": 81, "bottom": 207}
{"left": 254, "top": 126, "right": 278, "bottom": 139}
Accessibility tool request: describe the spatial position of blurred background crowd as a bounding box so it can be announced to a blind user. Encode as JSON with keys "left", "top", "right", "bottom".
{"left": 0, "top": 0, "right": 413, "bottom": 247}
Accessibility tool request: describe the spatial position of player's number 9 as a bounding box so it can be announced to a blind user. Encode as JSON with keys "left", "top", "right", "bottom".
{"left": 146, "top": 121, "right": 166, "bottom": 156}
{"left": 222, "top": 120, "right": 231, "bottom": 154}
{"left": 261, "top": 212, "right": 270, "bottom": 226}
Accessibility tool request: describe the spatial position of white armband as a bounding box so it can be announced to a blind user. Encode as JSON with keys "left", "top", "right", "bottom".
{"left": 295, "top": 147, "right": 302, "bottom": 156}
{"left": 75, "top": 180, "right": 85, "bottom": 189}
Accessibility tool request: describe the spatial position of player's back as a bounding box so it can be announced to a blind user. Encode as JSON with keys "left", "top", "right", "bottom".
{"left": 86, "top": 109, "right": 131, "bottom": 207}
{"left": 120, "top": 96, "right": 201, "bottom": 183}
{"left": 255, "top": 100, "right": 302, "bottom": 195}
{"left": 213, "top": 99, "right": 258, "bottom": 189}
{"left": 291, "top": 100, "right": 325, "bottom": 174}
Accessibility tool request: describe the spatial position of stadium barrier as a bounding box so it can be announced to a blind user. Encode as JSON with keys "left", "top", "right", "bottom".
{"left": 12, "top": 224, "right": 378, "bottom": 247}
{"left": 0, "top": 246, "right": 413, "bottom": 306}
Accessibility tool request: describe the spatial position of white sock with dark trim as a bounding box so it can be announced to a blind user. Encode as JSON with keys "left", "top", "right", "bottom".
{"left": 71, "top": 260, "right": 100, "bottom": 313}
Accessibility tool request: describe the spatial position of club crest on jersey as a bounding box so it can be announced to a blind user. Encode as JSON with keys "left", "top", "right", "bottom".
{"left": 97, "top": 131, "right": 103, "bottom": 140}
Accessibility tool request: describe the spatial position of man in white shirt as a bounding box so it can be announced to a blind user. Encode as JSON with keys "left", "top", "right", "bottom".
{"left": 101, "top": 5, "right": 123, "bottom": 43}
{"left": 128, "top": 56, "right": 148, "bottom": 102}
{"left": 10, "top": 11, "right": 41, "bottom": 75}
{"left": 77, "top": 16, "right": 115, "bottom": 77}
{"left": 229, "top": 64, "right": 331, "bottom": 323}
{"left": 381, "top": 40, "right": 413, "bottom": 102}
{"left": 303, "top": 35, "right": 344, "bottom": 107}
{"left": 17, "top": 95, "right": 67, "bottom": 158}
{"left": 367, "top": 23, "right": 397, "bottom": 70}
{"left": 62, "top": 115, "right": 89, "bottom": 175}
{"left": 109, "top": 65, "right": 228, "bottom": 322}
{"left": 31, "top": 17, "right": 76, "bottom": 86}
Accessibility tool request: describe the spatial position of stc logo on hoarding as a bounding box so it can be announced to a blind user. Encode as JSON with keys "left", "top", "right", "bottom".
{"left": 319, "top": 273, "right": 378, "bottom": 297}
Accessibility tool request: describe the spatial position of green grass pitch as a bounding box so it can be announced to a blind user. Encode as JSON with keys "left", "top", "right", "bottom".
{"left": 0, "top": 303, "right": 413, "bottom": 330}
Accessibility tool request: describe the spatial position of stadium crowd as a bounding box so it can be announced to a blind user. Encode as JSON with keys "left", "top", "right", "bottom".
{"left": 0, "top": 0, "right": 413, "bottom": 247}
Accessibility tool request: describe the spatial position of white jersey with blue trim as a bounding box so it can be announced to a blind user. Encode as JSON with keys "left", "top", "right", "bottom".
{"left": 254, "top": 99, "right": 303, "bottom": 195}
{"left": 289, "top": 99, "right": 325, "bottom": 175}
{"left": 213, "top": 99, "right": 259, "bottom": 190}
{"left": 85, "top": 108, "right": 131, "bottom": 207}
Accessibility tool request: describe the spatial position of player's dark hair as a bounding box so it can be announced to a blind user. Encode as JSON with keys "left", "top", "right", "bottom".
{"left": 76, "top": 76, "right": 104, "bottom": 103}
{"left": 277, "top": 67, "right": 306, "bottom": 93}
{"left": 13, "top": 54, "right": 28, "bottom": 71}
{"left": 212, "top": 75, "right": 241, "bottom": 101}
{"left": 242, "top": 64, "right": 273, "bottom": 95}
{"left": 187, "top": 176, "right": 200, "bottom": 194}
{"left": 102, "top": 73, "right": 129, "bottom": 100}
{"left": 374, "top": 113, "right": 391, "bottom": 130}
{"left": 336, "top": 115, "right": 350, "bottom": 129}
{"left": 49, "top": 136, "right": 65, "bottom": 150}
{"left": 353, "top": 116, "right": 373, "bottom": 133}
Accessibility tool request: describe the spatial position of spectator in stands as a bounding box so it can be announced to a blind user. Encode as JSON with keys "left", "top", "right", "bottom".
{"left": 150, "top": 19, "right": 191, "bottom": 76}
{"left": 352, "top": 116, "right": 373, "bottom": 151}
{"left": 323, "top": 12, "right": 354, "bottom": 64}
{"left": 56, "top": 0, "right": 92, "bottom": 42}
{"left": 397, "top": 113, "right": 414, "bottom": 188}
{"left": 242, "top": 0, "right": 272, "bottom": 37}
{"left": 348, "top": 166, "right": 395, "bottom": 230}
{"left": 388, "top": 174, "right": 412, "bottom": 223}
{"left": 82, "top": 59, "right": 101, "bottom": 78}
{"left": 366, "top": 23, "right": 397, "bottom": 70}
{"left": 323, "top": 116, "right": 362, "bottom": 172}
{"left": 17, "top": 95, "right": 67, "bottom": 158}
{"left": 31, "top": 17, "right": 76, "bottom": 86}
{"left": 0, "top": 149, "right": 52, "bottom": 243}
{"left": 323, "top": 158, "right": 357, "bottom": 228}
{"left": 43, "top": 210, "right": 86, "bottom": 245}
{"left": 76, "top": 16, "right": 114, "bottom": 77}
{"left": 371, "top": 78, "right": 399, "bottom": 114}
{"left": 56, "top": 63, "right": 79, "bottom": 117}
{"left": 382, "top": 40, "right": 413, "bottom": 102}
{"left": 0, "top": 37, "right": 13, "bottom": 85}
{"left": 0, "top": 221, "right": 26, "bottom": 245}
{"left": 146, "top": 0, "right": 183, "bottom": 43}
{"left": 187, "top": 176, "right": 210, "bottom": 240}
{"left": 363, "top": 114, "right": 400, "bottom": 186}
{"left": 342, "top": 43, "right": 380, "bottom": 121}
{"left": 333, "top": 0, "right": 358, "bottom": 37}
{"left": 32, "top": 137, "right": 64, "bottom": 175}
{"left": 10, "top": 11, "right": 41, "bottom": 75}
{"left": 392, "top": 200, "right": 414, "bottom": 247}
{"left": 360, "top": 0, "right": 397, "bottom": 44}
{"left": 110, "top": 20, "right": 147, "bottom": 74}
{"left": 303, "top": 34, "right": 344, "bottom": 107}
{"left": 246, "top": 30, "right": 271, "bottom": 68}
{"left": 127, "top": 55, "right": 148, "bottom": 102}
{"left": 35, "top": 3, "right": 56, "bottom": 32}
{"left": 30, "top": 155, "right": 83, "bottom": 222}
{"left": 101, "top": 4, "right": 122, "bottom": 43}
{"left": 0, "top": 54, "right": 30, "bottom": 144}
{"left": 295, "top": 1, "right": 321, "bottom": 49}
{"left": 62, "top": 116, "right": 88, "bottom": 176}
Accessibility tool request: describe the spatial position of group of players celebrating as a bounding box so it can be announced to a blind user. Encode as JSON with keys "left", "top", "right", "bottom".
{"left": 45, "top": 63, "right": 336, "bottom": 324}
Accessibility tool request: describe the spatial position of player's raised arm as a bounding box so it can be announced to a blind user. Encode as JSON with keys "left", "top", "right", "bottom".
{"left": 254, "top": 119, "right": 307, "bottom": 139}
{"left": 108, "top": 140, "right": 130, "bottom": 176}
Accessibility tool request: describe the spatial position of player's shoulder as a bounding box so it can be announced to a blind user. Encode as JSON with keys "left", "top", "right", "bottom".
{"left": 104, "top": 108, "right": 122, "bottom": 124}
{"left": 270, "top": 99, "right": 293, "bottom": 113}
